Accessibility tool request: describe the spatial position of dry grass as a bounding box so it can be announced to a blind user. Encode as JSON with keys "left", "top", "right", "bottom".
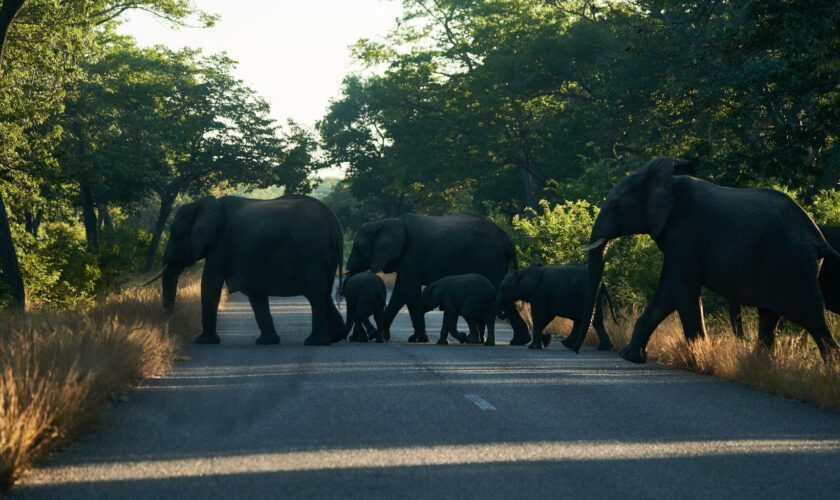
{"left": 0, "top": 278, "right": 204, "bottom": 492}
{"left": 529, "top": 302, "right": 840, "bottom": 412}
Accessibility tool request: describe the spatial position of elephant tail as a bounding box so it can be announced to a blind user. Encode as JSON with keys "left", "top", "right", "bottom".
{"left": 599, "top": 285, "right": 618, "bottom": 323}
{"left": 506, "top": 240, "right": 519, "bottom": 271}
{"left": 334, "top": 229, "right": 345, "bottom": 304}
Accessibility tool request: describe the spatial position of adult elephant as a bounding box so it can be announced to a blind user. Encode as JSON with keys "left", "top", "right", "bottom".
{"left": 144, "top": 195, "right": 346, "bottom": 346}
{"left": 728, "top": 224, "right": 840, "bottom": 339}
{"left": 346, "top": 214, "right": 531, "bottom": 344}
{"left": 567, "top": 157, "right": 839, "bottom": 363}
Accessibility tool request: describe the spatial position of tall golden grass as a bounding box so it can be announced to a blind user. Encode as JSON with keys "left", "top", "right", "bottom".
{"left": 0, "top": 279, "right": 203, "bottom": 492}
{"left": 523, "top": 302, "right": 840, "bottom": 412}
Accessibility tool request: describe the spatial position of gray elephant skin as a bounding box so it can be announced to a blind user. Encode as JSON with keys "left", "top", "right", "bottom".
{"left": 346, "top": 213, "right": 531, "bottom": 344}
{"left": 152, "top": 194, "right": 346, "bottom": 346}
{"left": 728, "top": 224, "right": 840, "bottom": 342}
{"left": 571, "top": 157, "right": 840, "bottom": 363}
{"left": 343, "top": 271, "right": 387, "bottom": 343}
{"left": 421, "top": 273, "right": 497, "bottom": 346}
{"left": 498, "top": 264, "right": 615, "bottom": 351}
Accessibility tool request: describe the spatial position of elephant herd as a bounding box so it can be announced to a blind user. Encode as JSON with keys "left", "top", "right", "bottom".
{"left": 146, "top": 157, "right": 840, "bottom": 363}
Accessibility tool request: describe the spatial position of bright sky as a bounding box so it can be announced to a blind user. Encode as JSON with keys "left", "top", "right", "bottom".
{"left": 118, "top": 1, "right": 403, "bottom": 128}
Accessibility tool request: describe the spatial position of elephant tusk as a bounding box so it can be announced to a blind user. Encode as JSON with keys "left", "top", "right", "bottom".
{"left": 581, "top": 237, "right": 607, "bottom": 252}
{"left": 139, "top": 267, "right": 166, "bottom": 287}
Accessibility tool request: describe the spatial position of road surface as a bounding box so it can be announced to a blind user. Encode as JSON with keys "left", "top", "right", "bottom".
{"left": 16, "top": 292, "right": 840, "bottom": 499}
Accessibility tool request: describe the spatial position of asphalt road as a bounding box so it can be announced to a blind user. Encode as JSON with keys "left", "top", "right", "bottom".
{"left": 16, "top": 292, "right": 840, "bottom": 499}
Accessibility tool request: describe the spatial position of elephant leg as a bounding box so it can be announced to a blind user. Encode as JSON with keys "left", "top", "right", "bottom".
{"left": 619, "top": 271, "right": 676, "bottom": 363}
{"left": 560, "top": 321, "right": 583, "bottom": 350}
{"left": 757, "top": 308, "right": 781, "bottom": 349}
{"left": 363, "top": 316, "right": 377, "bottom": 338}
{"left": 249, "top": 294, "right": 280, "bottom": 345}
{"left": 437, "top": 309, "right": 454, "bottom": 344}
{"left": 478, "top": 321, "right": 486, "bottom": 344}
{"left": 195, "top": 268, "right": 224, "bottom": 344}
{"left": 484, "top": 309, "right": 496, "bottom": 346}
{"left": 448, "top": 313, "right": 466, "bottom": 343}
{"left": 304, "top": 296, "right": 331, "bottom": 346}
{"left": 503, "top": 301, "right": 532, "bottom": 346}
{"left": 405, "top": 290, "right": 429, "bottom": 343}
{"left": 528, "top": 305, "right": 545, "bottom": 350}
{"left": 465, "top": 318, "right": 481, "bottom": 344}
{"left": 344, "top": 302, "right": 356, "bottom": 340}
{"left": 372, "top": 309, "right": 386, "bottom": 343}
{"left": 593, "top": 303, "right": 614, "bottom": 351}
{"left": 354, "top": 320, "right": 369, "bottom": 343}
{"left": 784, "top": 293, "right": 839, "bottom": 361}
{"left": 326, "top": 299, "right": 346, "bottom": 343}
{"left": 728, "top": 302, "right": 745, "bottom": 338}
{"left": 675, "top": 295, "right": 706, "bottom": 342}
{"left": 381, "top": 283, "right": 407, "bottom": 338}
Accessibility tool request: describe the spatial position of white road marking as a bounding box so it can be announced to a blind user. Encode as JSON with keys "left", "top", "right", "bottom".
{"left": 465, "top": 394, "right": 497, "bottom": 411}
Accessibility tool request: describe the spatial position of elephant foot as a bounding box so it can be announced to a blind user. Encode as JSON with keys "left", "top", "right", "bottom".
{"left": 408, "top": 332, "right": 430, "bottom": 343}
{"left": 436, "top": 337, "right": 449, "bottom": 345}
{"left": 453, "top": 331, "right": 467, "bottom": 344}
{"left": 509, "top": 334, "right": 532, "bottom": 346}
{"left": 597, "top": 340, "right": 614, "bottom": 351}
{"left": 304, "top": 334, "right": 331, "bottom": 346}
{"left": 560, "top": 335, "right": 578, "bottom": 350}
{"left": 255, "top": 332, "right": 280, "bottom": 345}
{"left": 528, "top": 340, "right": 542, "bottom": 350}
{"left": 465, "top": 333, "right": 481, "bottom": 344}
{"left": 619, "top": 344, "right": 647, "bottom": 363}
{"left": 383, "top": 330, "right": 391, "bottom": 341}
{"left": 542, "top": 334, "right": 552, "bottom": 348}
{"left": 484, "top": 338, "right": 495, "bottom": 347}
{"left": 194, "top": 333, "right": 220, "bottom": 345}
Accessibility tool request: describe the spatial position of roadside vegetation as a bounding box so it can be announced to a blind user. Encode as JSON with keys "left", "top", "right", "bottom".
{"left": 0, "top": 277, "right": 204, "bottom": 491}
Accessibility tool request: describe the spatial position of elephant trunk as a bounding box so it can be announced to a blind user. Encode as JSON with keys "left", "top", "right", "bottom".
{"left": 162, "top": 263, "right": 185, "bottom": 310}
{"left": 572, "top": 239, "right": 608, "bottom": 352}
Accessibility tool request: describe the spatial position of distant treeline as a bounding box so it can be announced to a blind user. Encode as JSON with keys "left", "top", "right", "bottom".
{"left": 320, "top": 0, "right": 840, "bottom": 233}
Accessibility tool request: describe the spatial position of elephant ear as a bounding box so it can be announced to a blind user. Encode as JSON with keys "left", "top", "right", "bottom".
{"left": 517, "top": 267, "right": 544, "bottom": 301}
{"left": 370, "top": 219, "right": 406, "bottom": 274}
{"left": 639, "top": 158, "right": 676, "bottom": 240}
{"left": 188, "top": 196, "right": 223, "bottom": 265}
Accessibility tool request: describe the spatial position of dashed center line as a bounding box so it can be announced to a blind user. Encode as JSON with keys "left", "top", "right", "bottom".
{"left": 465, "top": 394, "right": 497, "bottom": 411}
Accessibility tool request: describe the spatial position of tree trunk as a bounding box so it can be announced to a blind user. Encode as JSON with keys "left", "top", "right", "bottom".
{"left": 24, "top": 208, "right": 42, "bottom": 236}
{"left": 143, "top": 193, "right": 174, "bottom": 272}
{"left": 521, "top": 169, "right": 539, "bottom": 215}
{"left": 0, "top": 191, "right": 25, "bottom": 309}
{"left": 0, "top": 1, "right": 28, "bottom": 310}
{"left": 0, "top": 1, "right": 26, "bottom": 71}
{"left": 97, "top": 202, "right": 112, "bottom": 230}
{"left": 80, "top": 183, "right": 98, "bottom": 251}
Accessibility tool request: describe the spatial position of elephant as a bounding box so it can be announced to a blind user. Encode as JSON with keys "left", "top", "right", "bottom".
{"left": 568, "top": 157, "right": 840, "bottom": 363}
{"left": 728, "top": 224, "right": 840, "bottom": 340}
{"left": 497, "top": 264, "right": 616, "bottom": 351}
{"left": 345, "top": 213, "right": 530, "bottom": 344}
{"left": 144, "top": 195, "right": 346, "bottom": 346}
{"left": 421, "top": 273, "right": 497, "bottom": 346}
{"left": 343, "top": 271, "right": 387, "bottom": 343}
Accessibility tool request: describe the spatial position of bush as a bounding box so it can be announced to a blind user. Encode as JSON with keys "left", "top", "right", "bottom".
{"left": 12, "top": 222, "right": 153, "bottom": 309}
{"left": 809, "top": 189, "right": 840, "bottom": 225}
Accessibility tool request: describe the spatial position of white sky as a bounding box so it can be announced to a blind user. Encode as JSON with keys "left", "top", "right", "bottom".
{"left": 118, "top": 1, "right": 403, "bottom": 128}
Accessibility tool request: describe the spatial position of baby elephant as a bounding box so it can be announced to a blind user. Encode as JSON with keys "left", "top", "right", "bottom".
{"left": 421, "top": 274, "right": 498, "bottom": 346}
{"left": 498, "top": 264, "right": 615, "bottom": 350}
{"left": 343, "top": 271, "right": 387, "bottom": 343}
